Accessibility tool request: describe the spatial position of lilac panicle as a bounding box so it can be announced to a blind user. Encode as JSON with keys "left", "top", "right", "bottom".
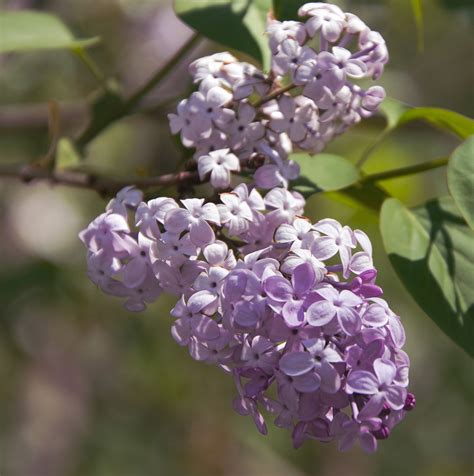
{"left": 80, "top": 180, "right": 414, "bottom": 453}
{"left": 168, "top": 2, "right": 388, "bottom": 192}
{"left": 79, "top": 3, "right": 413, "bottom": 455}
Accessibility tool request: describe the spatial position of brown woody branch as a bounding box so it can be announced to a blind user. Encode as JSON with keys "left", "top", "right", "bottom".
{"left": 0, "top": 157, "right": 262, "bottom": 197}
{"left": 0, "top": 163, "right": 200, "bottom": 196}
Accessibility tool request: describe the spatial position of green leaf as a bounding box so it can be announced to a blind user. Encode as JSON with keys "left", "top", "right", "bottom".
{"left": 0, "top": 10, "right": 99, "bottom": 53}
{"left": 380, "top": 196, "right": 474, "bottom": 358}
{"left": 447, "top": 136, "right": 474, "bottom": 229}
{"left": 292, "top": 153, "right": 361, "bottom": 193}
{"left": 55, "top": 138, "right": 81, "bottom": 170}
{"left": 380, "top": 98, "right": 474, "bottom": 139}
{"left": 174, "top": 0, "right": 271, "bottom": 68}
{"left": 398, "top": 108, "right": 474, "bottom": 139}
{"left": 273, "top": 0, "right": 305, "bottom": 20}
{"left": 335, "top": 182, "right": 389, "bottom": 212}
{"left": 293, "top": 153, "right": 389, "bottom": 211}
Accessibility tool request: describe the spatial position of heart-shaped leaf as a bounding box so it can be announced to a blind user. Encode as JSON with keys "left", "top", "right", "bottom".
{"left": 380, "top": 196, "right": 474, "bottom": 357}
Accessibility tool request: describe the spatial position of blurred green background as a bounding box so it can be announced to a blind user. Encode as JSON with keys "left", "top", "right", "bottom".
{"left": 0, "top": 0, "right": 473, "bottom": 475}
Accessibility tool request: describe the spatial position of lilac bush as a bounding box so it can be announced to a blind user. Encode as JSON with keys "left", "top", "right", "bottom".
{"left": 80, "top": 3, "right": 415, "bottom": 453}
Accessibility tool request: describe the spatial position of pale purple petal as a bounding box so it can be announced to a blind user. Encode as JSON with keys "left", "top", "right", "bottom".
{"left": 337, "top": 307, "right": 361, "bottom": 336}
{"left": 192, "top": 315, "right": 220, "bottom": 340}
{"left": 346, "top": 370, "right": 378, "bottom": 394}
{"left": 279, "top": 352, "right": 314, "bottom": 376}
{"left": 385, "top": 385, "right": 407, "bottom": 410}
{"left": 319, "top": 362, "right": 341, "bottom": 393}
{"left": 311, "top": 236, "right": 338, "bottom": 260}
{"left": 293, "top": 372, "right": 321, "bottom": 393}
{"left": 306, "top": 300, "right": 336, "bottom": 327}
{"left": 359, "top": 432, "right": 378, "bottom": 454}
{"left": 189, "top": 219, "right": 215, "bottom": 247}
{"left": 373, "top": 358, "right": 396, "bottom": 386}
{"left": 292, "top": 262, "right": 315, "bottom": 296}
{"left": 264, "top": 276, "right": 294, "bottom": 302}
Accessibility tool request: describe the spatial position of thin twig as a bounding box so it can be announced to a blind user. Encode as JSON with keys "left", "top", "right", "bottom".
{"left": 74, "top": 49, "right": 108, "bottom": 87}
{"left": 0, "top": 156, "right": 449, "bottom": 197}
{"left": 254, "top": 83, "right": 297, "bottom": 107}
{"left": 0, "top": 157, "right": 260, "bottom": 197}
{"left": 0, "top": 163, "right": 200, "bottom": 196}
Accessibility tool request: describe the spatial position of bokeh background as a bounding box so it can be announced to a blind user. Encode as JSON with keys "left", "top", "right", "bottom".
{"left": 1, "top": 0, "right": 473, "bottom": 475}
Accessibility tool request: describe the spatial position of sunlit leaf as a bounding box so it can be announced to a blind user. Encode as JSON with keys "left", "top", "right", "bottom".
{"left": 380, "top": 98, "right": 474, "bottom": 139}
{"left": 447, "top": 136, "right": 474, "bottom": 229}
{"left": 292, "top": 153, "right": 360, "bottom": 193}
{"left": 380, "top": 196, "right": 474, "bottom": 358}
{"left": 0, "top": 10, "right": 99, "bottom": 53}
{"left": 398, "top": 108, "right": 474, "bottom": 139}
{"left": 174, "top": 0, "right": 271, "bottom": 68}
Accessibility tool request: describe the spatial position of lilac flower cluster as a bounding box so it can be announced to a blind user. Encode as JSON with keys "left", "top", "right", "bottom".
{"left": 169, "top": 2, "right": 388, "bottom": 191}
{"left": 80, "top": 181, "right": 415, "bottom": 453}
{"left": 80, "top": 3, "right": 413, "bottom": 454}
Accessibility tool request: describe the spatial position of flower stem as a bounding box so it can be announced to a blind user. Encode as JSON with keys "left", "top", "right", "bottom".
{"left": 361, "top": 156, "right": 449, "bottom": 184}
{"left": 74, "top": 49, "right": 108, "bottom": 87}
{"left": 254, "top": 83, "right": 297, "bottom": 107}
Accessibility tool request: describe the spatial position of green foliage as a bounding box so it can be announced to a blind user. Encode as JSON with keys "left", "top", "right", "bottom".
{"left": 334, "top": 183, "right": 389, "bottom": 213}
{"left": 398, "top": 108, "right": 474, "bottom": 139}
{"left": 272, "top": 0, "right": 305, "bottom": 20}
{"left": 380, "top": 196, "right": 474, "bottom": 357}
{"left": 174, "top": 0, "right": 271, "bottom": 68}
{"left": 0, "top": 10, "right": 99, "bottom": 53}
{"left": 55, "top": 138, "right": 81, "bottom": 170}
{"left": 292, "top": 153, "right": 360, "bottom": 194}
{"left": 292, "top": 153, "right": 389, "bottom": 212}
{"left": 380, "top": 98, "right": 474, "bottom": 139}
{"left": 448, "top": 137, "right": 474, "bottom": 229}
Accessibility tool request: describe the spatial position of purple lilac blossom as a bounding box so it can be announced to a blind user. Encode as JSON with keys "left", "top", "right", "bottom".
{"left": 80, "top": 180, "right": 414, "bottom": 453}
{"left": 167, "top": 2, "right": 388, "bottom": 192}
{"left": 80, "top": 3, "right": 411, "bottom": 456}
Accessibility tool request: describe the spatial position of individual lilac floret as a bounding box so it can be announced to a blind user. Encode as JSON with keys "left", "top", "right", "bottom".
{"left": 197, "top": 148, "right": 240, "bottom": 189}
